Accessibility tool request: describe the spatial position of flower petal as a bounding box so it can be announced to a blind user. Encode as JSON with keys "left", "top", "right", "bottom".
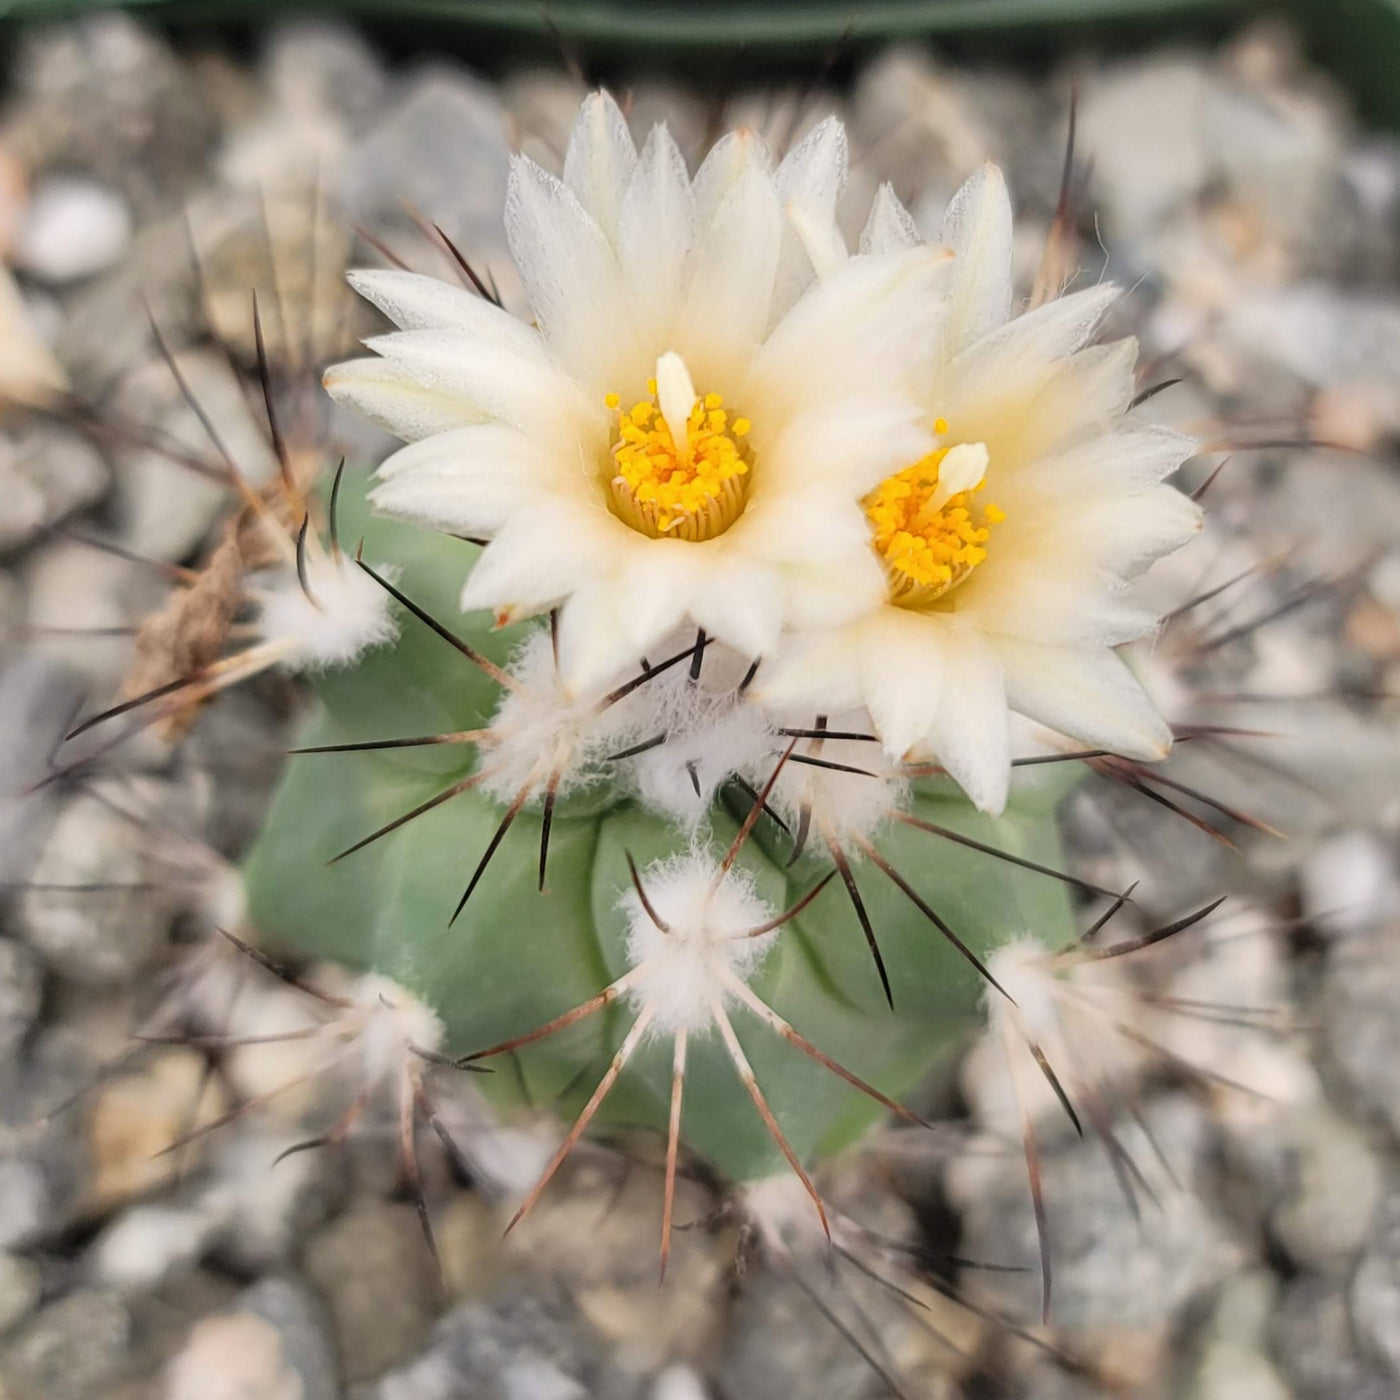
{"left": 322, "top": 357, "right": 489, "bottom": 442}
{"left": 505, "top": 153, "right": 631, "bottom": 389}
{"left": 369, "top": 424, "right": 561, "bottom": 536}
{"left": 929, "top": 627, "right": 1010, "bottom": 813}
{"left": 772, "top": 115, "right": 849, "bottom": 317}
{"left": 758, "top": 394, "right": 934, "bottom": 496}
{"left": 678, "top": 135, "right": 783, "bottom": 384}
{"left": 562, "top": 90, "right": 638, "bottom": 245}
{"left": 993, "top": 638, "right": 1172, "bottom": 760}
{"left": 754, "top": 625, "right": 868, "bottom": 716}
{"left": 461, "top": 498, "right": 619, "bottom": 619}
{"left": 364, "top": 330, "right": 600, "bottom": 447}
{"left": 346, "top": 270, "right": 547, "bottom": 361}
{"left": 618, "top": 123, "right": 694, "bottom": 346}
{"left": 938, "top": 162, "right": 1014, "bottom": 354}
{"left": 860, "top": 182, "right": 921, "bottom": 256}
{"left": 859, "top": 609, "right": 948, "bottom": 758}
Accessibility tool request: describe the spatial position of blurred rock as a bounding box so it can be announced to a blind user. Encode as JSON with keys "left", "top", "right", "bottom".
{"left": 88, "top": 1198, "right": 226, "bottom": 1291}
{"left": 164, "top": 1276, "right": 337, "bottom": 1400}
{"left": 0, "top": 1287, "right": 133, "bottom": 1400}
{"left": 14, "top": 176, "right": 132, "bottom": 284}
{"left": 17, "top": 787, "right": 173, "bottom": 985}
{"left": 0, "top": 424, "right": 108, "bottom": 555}
{"left": 949, "top": 1095, "right": 1242, "bottom": 1333}
{"left": 3, "top": 15, "right": 216, "bottom": 212}
{"left": 1185, "top": 1270, "right": 1291, "bottom": 1400}
{"left": 1352, "top": 1191, "right": 1400, "bottom": 1379}
{"left": 0, "top": 1253, "right": 40, "bottom": 1337}
{"left": 1268, "top": 1105, "right": 1383, "bottom": 1273}
{"left": 1272, "top": 1273, "right": 1392, "bottom": 1400}
{"left": 1302, "top": 830, "right": 1400, "bottom": 937}
{"left": 305, "top": 1199, "right": 441, "bottom": 1383}
{"left": 1322, "top": 925, "right": 1400, "bottom": 1138}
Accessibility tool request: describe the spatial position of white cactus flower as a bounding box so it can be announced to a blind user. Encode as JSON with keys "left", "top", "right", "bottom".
{"left": 326, "top": 91, "right": 951, "bottom": 693}
{"left": 759, "top": 165, "right": 1203, "bottom": 814}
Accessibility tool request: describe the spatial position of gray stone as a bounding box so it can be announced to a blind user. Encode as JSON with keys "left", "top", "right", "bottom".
{"left": 305, "top": 1200, "right": 440, "bottom": 1383}
{"left": 1322, "top": 925, "right": 1400, "bottom": 1139}
{"left": 361, "top": 1281, "right": 633, "bottom": 1400}
{"left": 0, "top": 1287, "right": 133, "bottom": 1400}
{"left": 17, "top": 787, "right": 173, "bottom": 985}
{"left": 88, "top": 1199, "right": 226, "bottom": 1291}
{"left": 165, "top": 1276, "right": 338, "bottom": 1400}
{"left": 6, "top": 15, "right": 217, "bottom": 212}
{"left": 0, "top": 941, "right": 42, "bottom": 1065}
{"left": 340, "top": 69, "right": 511, "bottom": 266}
{"left": 14, "top": 176, "right": 132, "bottom": 285}
{"left": 949, "top": 1095, "right": 1242, "bottom": 1331}
{"left": 0, "top": 1253, "right": 41, "bottom": 1337}
{"left": 0, "top": 425, "right": 109, "bottom": 555}
{"left": 1352, "top": 1192, "right": 1400, "bottom": 1378}
{"left": 1272, "top": 1274, "right": 1392, "bottom": 1400}
{"left": 264, "top": 18, "right": 387, "bottom": 131}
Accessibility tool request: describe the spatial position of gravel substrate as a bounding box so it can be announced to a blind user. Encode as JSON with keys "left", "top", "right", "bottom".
{"left": 0, "top": 12, "right": 1398, "bottom": 1399}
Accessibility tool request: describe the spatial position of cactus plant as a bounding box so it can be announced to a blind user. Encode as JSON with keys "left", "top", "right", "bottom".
{"left": 190, "top": 90, "right": 1206, "bottom": 1266}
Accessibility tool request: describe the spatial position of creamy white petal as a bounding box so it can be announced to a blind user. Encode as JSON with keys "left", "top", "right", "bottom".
{"left": 938, "top": 163, "right": 1014, "bottom": 354}
{"left": 772, "top": 115, "right": 848, "bottom": 316}
{"left": 615, "top": 539, "right": 704, "bottom": 652}
{"left": 993, "top": 638, "right": 1171, "bottom": 759}
{"left": 617, "top": 124, "right": 694, "bottom": 344}
{"left": 345, "top": 270, "right": 547, "bottom": 360}
{"left": 747, "top": 246, "right": 952, "bottom": 414}
{"left": 859, "top": 610, "right": 947, "bottom": 758}
{"left": 690, "top": 128, "right": 772, "bottom": 228}
{"left": 755, "top": 627, "right": 867, "bottom": 714}
{"left": 364, "top": 330, "right": 599, "bottom": 445}
{"left": 562, "top": 90, "right": 637, "bottom": 244}
{"left": 929, "top": 628, "right": 1009, "bottom": 814}
{"left": 757, "top": 394, "right": 935, "bottom": 496}
{"left": 859, "top": 183, "right": 921, "bottom": 256}
{"left": 1021, "top": 485, "right": 1204, "bottom": 578}
{"left": 505, "top": 154, "right": 631, "bottom": 388}
{"left": 1011, "top": 426, "right": 1198, "bottom": 506}
{"left": 555, "top": 580, "right": 638, "bottom": 694}
{"left": 960, "top": 562, "right": 1156, "bottom": 647}
{"left": 369, "top": 424, "right": 561, "bottom": 535}
{"left": 677, "top": 149, "right": 783, "bottom": 384}
{"left": 689, "top": 555, "right": 786, "bottom": 660}
{"left": 460, "top": 499, "right": 619, "bottom": 618}
{"left": 322, "top": 357, "right": 490, "bottom": 442}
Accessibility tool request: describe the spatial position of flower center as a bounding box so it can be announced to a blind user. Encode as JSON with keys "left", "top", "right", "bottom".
{"left": 606, "top": 352, "right": 752, "bottom": 542}
{"left": 863, "top": 432, "right": 1004, "bottom": 607}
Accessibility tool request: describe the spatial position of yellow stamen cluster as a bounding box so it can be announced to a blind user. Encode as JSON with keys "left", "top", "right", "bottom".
{"left": 864, "top": 447, "right": 1005, "bottom": 607}
{"left": 607, "top": 384, "right": 752, "bottom": 542}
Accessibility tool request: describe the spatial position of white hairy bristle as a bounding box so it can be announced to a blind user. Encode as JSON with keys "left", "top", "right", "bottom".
{"left": 349, "top": 973, "right": 445, "bottom": 1087}
{"left": 254, "top": 554, "right": 398, "bottom": 670}
{"left": 763, "top": 708, "right": 909, "bottom": 846}
{"left": 619, "top": 850, "right": 776, "bottom": 1035}
{"left": 479, "top": 628, "right": 641, "bottom": 804}
{"left": 627, "top": 640, "right": 776, "bottom": 827}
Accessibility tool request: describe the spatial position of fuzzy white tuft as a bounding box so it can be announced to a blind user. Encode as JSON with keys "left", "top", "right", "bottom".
{"left": 626, "top": 639, "right": 776, "bottom": 827}
{"left": 254, "top": 555, "right": 398, "bottom": 670}
{"left": 761, "top": 707, "right": 910, "bottom": 846}
{"left": 618, "top": 850, "right": 776, "bottom": 1035}
{"left": 349, "top": 973, "right": 445, "bottom": 1088}
{"left": 478, "top": 628, "right": 643, "bottom": 804}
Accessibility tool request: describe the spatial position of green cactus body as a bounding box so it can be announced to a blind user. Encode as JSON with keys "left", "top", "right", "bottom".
{"left": 244, "top": 473, "right": 1079, "bottom": 1183}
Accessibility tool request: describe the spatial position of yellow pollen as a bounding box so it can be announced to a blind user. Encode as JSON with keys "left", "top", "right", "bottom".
{"left": 863, "top": 445, "right": 1003, "bottom": 607}
{"left": 606, "top": 378, "right": 752, "bottom": 542}
{"left": 934, "top": 416, "right": 949, "bottom": 435}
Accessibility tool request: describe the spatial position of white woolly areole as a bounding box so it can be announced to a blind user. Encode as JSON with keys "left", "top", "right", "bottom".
{"left": 984, "top": 937, "right": 1063, "bottom": 1041}
{"left": 618, "top": 850, "right": 777, "bottom": 1036}
{"left": 627, "top": 639, "right": 776, "bottom": 827}
{"left": 349, "top": 973, "right": 445, "bottom": 1088}
{"left": 479, "top": 628, "right": 643, "bottom": 804}
{"left": 741, "top": 1172, "right": 841, "bottom": 1259}
{"left": 254, "top": 554, "right": 398, "bottom": 670}
{"left": 762, "top": 707, "right": 910, "bottom": 846}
